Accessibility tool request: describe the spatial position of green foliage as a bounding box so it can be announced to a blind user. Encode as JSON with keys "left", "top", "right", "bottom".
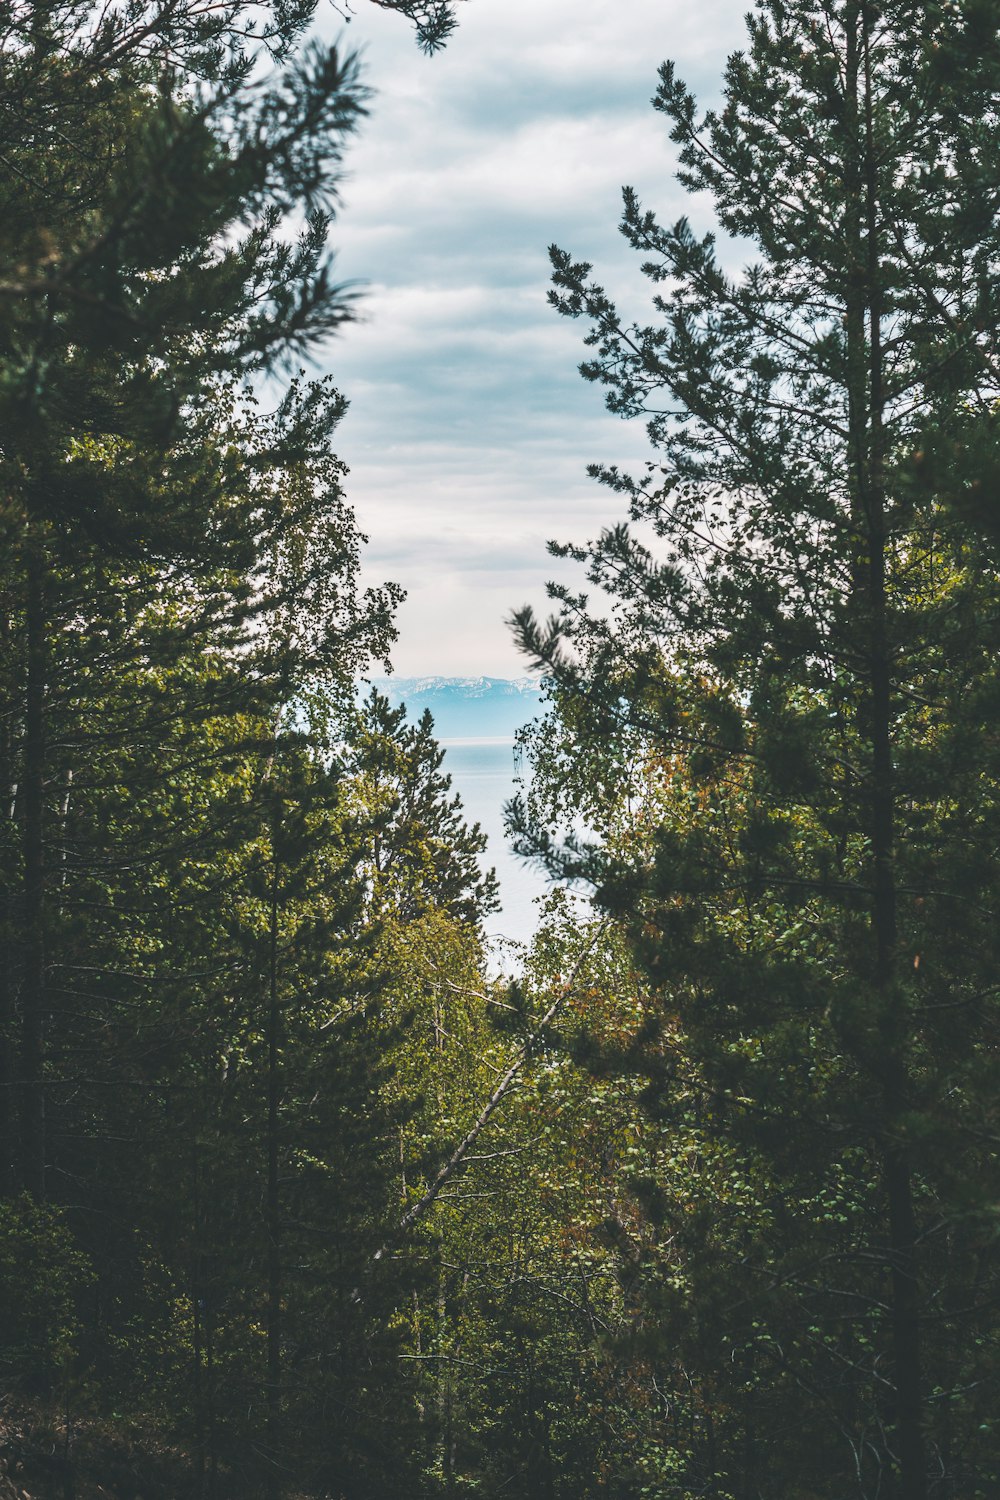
{"left": 7, "top": 0, "right": 1000, "bottom": 1494}
{"left": 512, "top": 2, "right": 1000, "bottom": 1496}
{"left": 0, "top": 1196, "right": 94, "bottom": 1386}
{"left": 348, "top": 691, "right": 500, "bottom": 927}
{"left": 0, "top": 1, "right": 492, "bottom": 1492}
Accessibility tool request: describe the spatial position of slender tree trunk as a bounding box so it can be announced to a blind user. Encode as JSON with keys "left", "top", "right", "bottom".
{"left": 0, "top": 600, "right": 14, "bottom": 1196}
{"left": 193, "top": 1138, "right": 206, "bottom": 1499}
{"left": 206, "top": 1300, "right": 218, "bottom": 1500}
{"left": 852, "top": 9, "right": 926, "bottom": 1495}
{"left": 266, "top": 845, "right": 281, "bottom": 1499}
{"left": 883, "top": 1140, "right": 926, "bottom": 1500}
{"left": 0, "top": 891, "right": 12, "bottom": 1197}
{"left": 20, "top": 545, "right": 46, "bottom": 1199}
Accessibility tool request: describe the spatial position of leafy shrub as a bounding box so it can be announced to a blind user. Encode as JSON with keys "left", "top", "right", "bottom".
{"left": 0, "top": 1196, "right": 94, "bottom": 1389}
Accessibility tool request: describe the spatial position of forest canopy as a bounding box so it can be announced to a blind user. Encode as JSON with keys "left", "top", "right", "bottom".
{"left": 2, "top": 2, "right": 1000, "bottom": 1499}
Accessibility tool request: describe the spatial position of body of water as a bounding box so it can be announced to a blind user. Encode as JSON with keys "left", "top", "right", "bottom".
{"left": 441, "top": 737, "right": 548, "bottom": 954}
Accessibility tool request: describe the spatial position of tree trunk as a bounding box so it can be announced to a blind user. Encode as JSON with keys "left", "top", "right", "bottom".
{"left": 855, "top": 8, "right": 927, "bottom": 1495}
{"left": 266, "top": 845, "right": 281, "bottom": 1499}
{"left": 0, "top": 599, "right": 14, "bottom": 1196}
{"left": 20, "top": 545, "right": 46, "bottom": 1199}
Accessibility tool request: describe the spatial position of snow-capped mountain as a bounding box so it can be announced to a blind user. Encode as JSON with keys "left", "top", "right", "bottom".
{"left": 367, "top": 676, "right": 544, "bottom": 740}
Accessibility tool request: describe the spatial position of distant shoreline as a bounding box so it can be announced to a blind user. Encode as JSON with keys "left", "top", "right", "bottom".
{"left": 440, "top": 735, "right": 517, "bottom": 749}
{"left": 368, "top": 675, "right": 544, "bottom": 743}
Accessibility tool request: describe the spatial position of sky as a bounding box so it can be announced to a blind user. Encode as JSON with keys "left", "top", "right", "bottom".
{"left": 316, "top": 0, "right": 746, "bottom": 677}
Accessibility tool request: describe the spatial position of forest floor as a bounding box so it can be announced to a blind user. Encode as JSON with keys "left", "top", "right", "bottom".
{"left": 0, "top": 1403, "right": 197, "bottom": 1500}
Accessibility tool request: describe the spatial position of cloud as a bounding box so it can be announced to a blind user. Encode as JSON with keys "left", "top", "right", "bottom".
{"left": 313, "top": 0, "right": 747, "bottom": 675}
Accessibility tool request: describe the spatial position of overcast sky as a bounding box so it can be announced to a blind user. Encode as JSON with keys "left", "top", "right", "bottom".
{"left": 318, "top": 0, "right": 746, "bottom": 677}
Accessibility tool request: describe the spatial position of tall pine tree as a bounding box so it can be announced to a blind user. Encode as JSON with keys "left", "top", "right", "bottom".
{"left": 514, "top": 4, "right": 1000, "bottom": 1495}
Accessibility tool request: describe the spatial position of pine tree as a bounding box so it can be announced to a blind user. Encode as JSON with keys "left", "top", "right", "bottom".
{"left": 514, "top": 4, "right": 1000, "bottom": 1495}
{"left": 350, "top": 691, "right": 500, "bottom": 930}
{"left": 0, "top": 0, "right": 368, "bottom": 1201}
{"left": 0, "top": 0, "right": 488, "bottom": 1489}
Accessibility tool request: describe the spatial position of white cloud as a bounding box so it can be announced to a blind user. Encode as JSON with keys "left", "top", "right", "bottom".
{"left": 312, "top": 0, "right": 747, "bottom": 675}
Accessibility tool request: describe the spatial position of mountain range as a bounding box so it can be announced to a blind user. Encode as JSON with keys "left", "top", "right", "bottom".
{"left": 368, "top": 676, "right": 544, "bottom": 740}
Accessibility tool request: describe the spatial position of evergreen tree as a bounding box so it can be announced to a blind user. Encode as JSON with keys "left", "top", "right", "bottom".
{"left": 514, "top": 4, "right": 1000, "bottom": 1496}
{"left": 350, "top": 691, "right": 500, "bottom": 930}
{"left": 0, "top": 0, "right": 500, "bottom": 1491}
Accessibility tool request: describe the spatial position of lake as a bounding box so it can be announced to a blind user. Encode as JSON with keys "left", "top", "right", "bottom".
{"left": 440, "top": 737, "right": 549, "bottom": 955}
